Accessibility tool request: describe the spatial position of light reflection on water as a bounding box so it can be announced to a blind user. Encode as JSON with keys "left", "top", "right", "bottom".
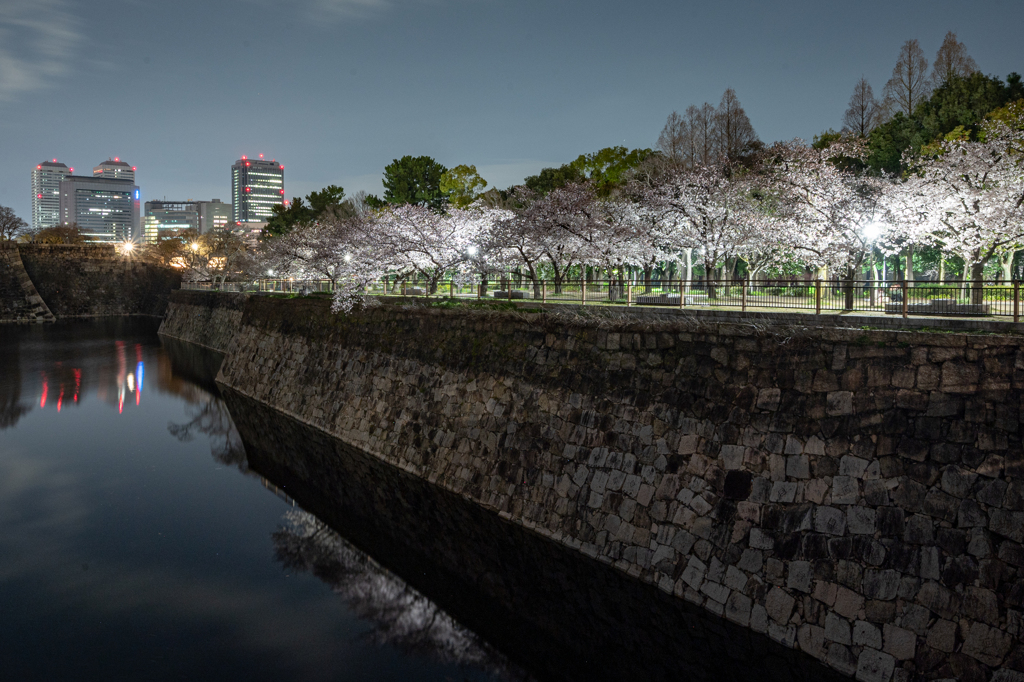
{"left": 0, "top": 320, "right": 518, "bottom": 682}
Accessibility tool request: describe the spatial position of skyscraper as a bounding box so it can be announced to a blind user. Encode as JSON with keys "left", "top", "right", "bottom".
{"left": 31, "top": 160, "right": 72, "bottom": 231}
{"left": 93, "top": 158, "right": 136, "bottom": 182}
{"left": 231, "top": 156, "right": 283, "bottom": 224}
{"left": 59, "top": 176, "right": 140, "bottom": 242}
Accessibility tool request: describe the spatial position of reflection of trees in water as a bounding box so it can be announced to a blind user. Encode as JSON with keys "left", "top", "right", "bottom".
{"left": 0, "top": 341, "right": 28, "bottom": 430}
{"left": 167, "top": 396, "right": 248, "bottom": 470}
{"left": 272, "top": 510, "right": 530, "bottom": 681}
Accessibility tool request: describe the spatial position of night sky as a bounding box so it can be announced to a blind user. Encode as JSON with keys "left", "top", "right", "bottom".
{"left": 1, "top": 0, "right": 1021, "bottom": 221}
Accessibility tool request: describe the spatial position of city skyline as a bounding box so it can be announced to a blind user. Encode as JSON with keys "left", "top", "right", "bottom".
{"left": 2, "top": 1, "right": 1023, "bottom": 225}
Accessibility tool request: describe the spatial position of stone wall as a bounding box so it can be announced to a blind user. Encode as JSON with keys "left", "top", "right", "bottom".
{"left": 18, "top": 244, "right": 180, "bottom": 318}
{"left": 225, "top": 389, "right": 846, "bottom": 682}
{"left": 164, "top": 291, "right": 1024, "bottom": 682}
{"left": 157, "top": 289, "right": 247, "bottom": 351}
{"left": 0, "top": 243, "right": 54, "bottom": 323}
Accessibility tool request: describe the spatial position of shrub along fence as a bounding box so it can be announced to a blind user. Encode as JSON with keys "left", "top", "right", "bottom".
{"left": 180, "top": 278, "right": 1024, "bottom": 320}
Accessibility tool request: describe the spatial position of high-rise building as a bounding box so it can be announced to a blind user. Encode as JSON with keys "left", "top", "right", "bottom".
{"left": 142, "top": 199, "right": 233, "bottom": 243}
{"left": 31, "top": 160, "right": 73, "bottom": 230}
{"left": 59, "top": 176, "right": 140, "bottom": 242}
{"left": 143, "top": 201, "right": 198, "bottom": 243}
{"left": 231, "top": 156, "right": 283, "bottom": 224}
{"left": 197, "top": 199, "right": 232, "bottom": 233}
{"left": 93, "top": 158, "right": 136, "bottom": 182}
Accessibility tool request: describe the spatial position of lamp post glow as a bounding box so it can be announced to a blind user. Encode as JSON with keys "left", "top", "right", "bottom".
{"left": 863, "top": 222, "right": 884, "bottom": 243}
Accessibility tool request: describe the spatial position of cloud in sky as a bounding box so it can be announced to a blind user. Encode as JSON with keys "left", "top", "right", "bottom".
{"left": 0, "top": 0, "right": 80, "bottom": 102}
{"left": 310, "top": 0, "right": 391, "bottom": 17}
{"left": 242, "top": 0, "right": 392, "bottom": 22}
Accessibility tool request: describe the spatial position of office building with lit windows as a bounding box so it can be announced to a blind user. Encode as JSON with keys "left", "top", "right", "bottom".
{"left": 231, "top": 156, "right": 283, "bottom": 223}
{"left": 31, "top": 160, "right": 73, "bottom": 230}
{"left": 142, "top": 199, "right": 232, "bottom": 243}
{"left": 93, "top": 158, "right": 136, "bottom": 182}
{"left": 59, "top": 176, "right": 140, "bottom": 243}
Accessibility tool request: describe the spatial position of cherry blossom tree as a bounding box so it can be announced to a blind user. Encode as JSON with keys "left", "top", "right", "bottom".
{"left": 766, "top": 138, "right": 894, "bottom": 308}
{"left": 639, "top": 161, "right": 768, "bottom": 296}
{"left": 890, "top": 107, "right": 1024, "bottom": 302}
{"left": 263, "top": 217, "right": 369, "bottom": 288}
{"left": 498, "top": 182, "right": 606, "bottom": 293}
{"left": 375, "top": 204, "right": 489, "bottom": 292}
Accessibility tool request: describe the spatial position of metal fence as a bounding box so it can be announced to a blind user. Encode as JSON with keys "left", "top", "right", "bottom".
{"left": 181, "top": 278, "right": 1024, "bottom": 320}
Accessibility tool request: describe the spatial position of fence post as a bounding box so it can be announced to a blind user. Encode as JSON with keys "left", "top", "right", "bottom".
{"left": 815, "top": 279, "right": 822, "bottom": 315}
{"left": 1015, "top": 281, "right": 1020, "bottom": 323}
{"left": 902, "top": 280, "right": 909, "bottom": 319}
{"left": 741, "top": 278, "right": 747, "bottom": 312}
{"left": 581, "top": 278, "right": 587, "bottom": 306}
{"left": 626, "top": 282, "right": 632, "bottom": 306}
{"left": 680, "top": 279, "right": 686, "bottom": 308}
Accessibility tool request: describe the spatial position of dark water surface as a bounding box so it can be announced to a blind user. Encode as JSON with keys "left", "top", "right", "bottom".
{"left": 0, "top": 321, "right": 842, "bottom": 682}
{"left": 0, "top": 321, "right": 514, "bottom": 682}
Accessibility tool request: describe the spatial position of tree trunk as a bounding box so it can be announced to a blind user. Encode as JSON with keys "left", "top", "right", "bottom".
{"left": 843, "top": 263, "right": 856, "bottom": 311}
{"left": 527, "top": 264, "right": 542, "bottom": 300}
{"left": 999, "top": 251, "right": 1013, "bottom": 283}
{"left": 970, "top": 259, "right": 985, "bottom": 305}
{"left": 643, "top": 266, "right": 653, "bottom": 294}
{"left": 684, "top": 248, "right": 693, "bottom": 290}
{"left": 938, "top": 255, "right": 945, "bottom": 283}
{"left": 870, "top": 259, "right": 879, "bottom": 306}
{"left": 905, "top": 244, "right": 915, "bottom": 287}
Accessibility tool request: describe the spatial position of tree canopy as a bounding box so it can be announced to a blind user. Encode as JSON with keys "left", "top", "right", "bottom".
{"left": 382, "top": 156, "right": 449, "bottom": 210}
{"left": 0, "top": 205, "right": 28, "bottom": 242}
{"left": 440, "top": 164, "right": 488, "bottom": 208}
{"left": 867, "top": 72, "right": 1023, "bottom": 174}
{"left": 265, "top": 185, "right": 346, "bottom": 238}
{"left": 523, "top": 146, "right": 654, "bottom": 196}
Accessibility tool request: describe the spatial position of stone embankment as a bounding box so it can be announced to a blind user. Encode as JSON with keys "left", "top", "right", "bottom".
{"left": 158, "top": 289, "right": 247, "bottom": 351}
{"left": 0, "top": 243, "right": 54, "bottom": 323}
{"left": 162, "top": 290, "right": 1024, "bottom": 682}
{"left": 0, "top": 243, "right": 181, "bottom": 322}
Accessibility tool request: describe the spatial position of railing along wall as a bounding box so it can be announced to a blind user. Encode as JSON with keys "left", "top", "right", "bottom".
{"left": 180, "top": 279, "right": 1024, "bottom": 320}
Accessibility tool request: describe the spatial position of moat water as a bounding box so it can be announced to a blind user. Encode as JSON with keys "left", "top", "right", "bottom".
{"left": 0, "top": 321, "right": 839, "bottom": 682}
